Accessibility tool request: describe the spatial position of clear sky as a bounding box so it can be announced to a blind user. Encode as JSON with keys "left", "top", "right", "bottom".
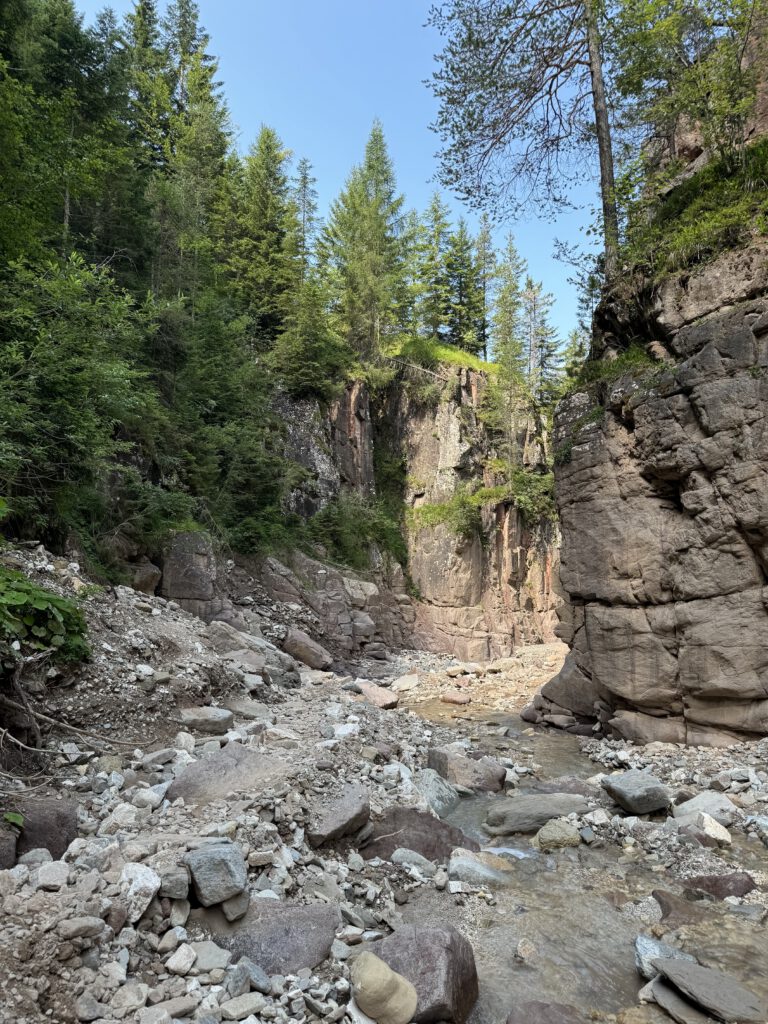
{"left": 76, "top": 0, "right": 598, "bottom": 337}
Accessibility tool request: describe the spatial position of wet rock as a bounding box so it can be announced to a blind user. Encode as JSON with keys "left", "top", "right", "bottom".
{"left": 685, "top": 871, "right": 756, "bottom": 899}
{"left": 177, "top": 706, "right": 234, "bottom": 734}
{"left": 362, "top": 807, "right": 479, "bottom": 861}
{"left": 601, "top": 770, "right": 670, "bottom": 814}
{"left": 506, "top": 1003, "right": 585, "bottom": 1024}
{"left": 533, "top": 818, "right": 581, "bottom": 850}
{"left": 199, "top": 901, "right": 341, "bottom": 974}
{"left": 484, "top": 794, "right": 589, "bottom": 835}
{"left": 184, "top": 842, "right": 247, "bottom": 906}
{"left": 634, "top": 935, "right": 697, "bottom": 980}
{"left": 166, "top": 744, "right": 288, "bottom": 805}
{"left": 672, "top": 792, "right": 738, "bottom": 827}
{"left": 307, "top": 783, "right": 370, "bottom": 847}
{"left": 374, "top": 924, "right": 478, "bottom": 1023}
{"left": 652, "top": 959, "right": 768, "bottom": 1023}
{"left": 351, "top": 950, "right": 418, "bottom": 1024}
{"left": 428, "top": 746, "right": 506, "bottom": 792}
{"left": 448, "top": 849, "right": 517, "bottom": 887}
{"left": 652, "top": 890, "right": 709, "bottom": 928}
{"left": 413, "top": 768, "right": 459, "bottom": 818}
{"left": 282, "top": 627, "right": 333, "bottom": 670}
{"left": 358, "top": 682, "right": 399, "bottom": 710}
{"left": 649, "top": 977, "right": 714, "bottom": 1024}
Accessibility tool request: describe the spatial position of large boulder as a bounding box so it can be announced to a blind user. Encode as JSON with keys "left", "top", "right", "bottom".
{"left": 373, "top": 924, "right": 478, "bottom": 1023}
{"left": 427, "top": 746, "right": 506, "bottom": 792}
{"left": 413, "top": 769, "right": 460, "bottom": 818}
{"left": 672, "top": 792, "right": 739, "bottom": 827}
{"left": 601, "top": 770, "right": 671, "bottom": 814}
{"left": 177, "top": 706, "right": 234, "bottom": 735}
{"left": 484, "top": 794, "right": 589, "bottom": 835}
{"left": 166, "top": 745, "right": 290, "bottom": 805}
{"left": 307, "top": 783, "right": 370, "bottom": 848}
{"left": 351, "top": 951, "right": 418, "bottom": 1024}
{"left": 199, "top": 902, "right": 341, "bottom": 974}
{"left": 362, "top": 808, "right": 479, "bottom": 862}
{"left": 282, "top": 627, "right": 333, "bottom": 670}
{"left": 160, "top": 530, "right": 246, "bottom": 627}
{"left": 184, "top": 842, "right": 247, "bottom": 907}
{"left": 16, "top": 796, "right": 78, "bottom": 860}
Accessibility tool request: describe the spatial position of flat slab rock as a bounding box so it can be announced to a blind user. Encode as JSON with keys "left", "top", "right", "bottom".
{"left": 177, "top": 706, "right": 234, "bottom": 734}
{"left": 601, "top": 769, "right": 670, "bottom": 814}
{"left": 373, "top": 924, "right": 478, "bottom": 1024}
{"left": 198, "top": 901, "right": 341, "bottom": 975}
{"left": 307, "top": 783, "right": 370, "bottom": 848}
{"left": 427, "top": 747, "right": 506, "bottom": 792}
{"left": 357, "top": 682, "right": 399, "bottom": 710}
{"left": 650, "top": 977, "right": 717, "bottom": 1024}
{"left": 672, "top": 792, "right": 738, "bottom": 827}
{"left": 652, "top": 959, "right": 768, "bottom": 1023}
{"left": 484, "top": 794, "right": 590, "bottom": 835}
{"left": 685, "top": 871, "right": 756, "bottom": 899}
{"left": 166, "top": 744, "right": 289, "bottom": 805}
{"left": 362, "top": 807, "right": 479, "bottom": 861}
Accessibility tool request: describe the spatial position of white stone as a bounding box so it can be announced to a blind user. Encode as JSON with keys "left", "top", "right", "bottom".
{"left": 696, "top": 811, "right": 732, "bottom": 845}
{"left": 120, "top": 863, "right": 162, "bottom": 923}
{"left": 166, "top": 942, "right": 197, "bottom": 975}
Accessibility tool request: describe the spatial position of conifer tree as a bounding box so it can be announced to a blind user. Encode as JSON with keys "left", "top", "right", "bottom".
{"left": 521, "top": 277, "right": 561, "bottom": 404}
{"left": 293, "top": 156, "right": 319, "bottom": 280}
{"left": 222, "top": 125, "right": 299, "bottom": 347}
{"left": 415, "top": 191, "right": 452, "bottom": 342}
{"left": 475, "top": 212, "right": 496, "bottom": 360}
{"left": 444, "top": 218, "right": 482, "bottom": 352}
{"left": 319, "top": 120, "right": 405, "bottom": 359}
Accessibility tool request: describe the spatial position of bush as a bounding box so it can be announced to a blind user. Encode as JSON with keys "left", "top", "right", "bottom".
{"left": 308, "top": 492, "right": 408, "bottom": 568}
{"left": 0, "top": 568, "right": 89, "bottom": 668}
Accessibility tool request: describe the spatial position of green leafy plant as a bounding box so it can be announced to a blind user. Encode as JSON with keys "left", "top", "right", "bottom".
{"left": 0, "top": 568, "right": 89, "bottom": 664}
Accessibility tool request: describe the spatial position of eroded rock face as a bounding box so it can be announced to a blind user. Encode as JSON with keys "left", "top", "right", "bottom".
{"left": 396, "top": 368, "right": 560, "bottom": 661}
{"left": 548, "top": 289, "right": 768, "bottom": 742}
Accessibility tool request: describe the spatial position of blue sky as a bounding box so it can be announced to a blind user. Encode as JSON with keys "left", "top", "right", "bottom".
{"left": 77, "top": 0, "right": 598, "bottom": 337}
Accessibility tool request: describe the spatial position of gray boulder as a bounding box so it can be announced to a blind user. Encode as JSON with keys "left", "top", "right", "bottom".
{"left": 166, "top": 744, "right": 289, "bottom": 805}
{"left": 177, "top": 706, "right": 233, "bottom": 735}
{"left": 649, "top": 977, "right": 715, "bottom": 1024}
{"left": 601, "top": 770, "right": 670, "bottom": 814}
{"left": 184, "top": 842, "right": 247, "bottom": 907}
{"left": 362, "top": 808, "right": 479, "bottom": 861}
{"left": 200, "top": 901, "right": 341, "bottom": 974}
{"left": 282, "top": 627, "right": 333, "bottom": 670}
{"left": 427, "top": 747, "right": 505, "bottom": 792}
{"left": 307, "top": 783, "right": 370, "bottom": 848}
{"left": 413, "top": 768, "right": 459, "bottom": 818}
{"left": 374, "top": 924, "right": 478, "bottom": 1023}
{"left": 484, "top": 794, "right": 589, "bottom": 835}
{"left": 673, "top": 792, "right": 739, "bottom": 827}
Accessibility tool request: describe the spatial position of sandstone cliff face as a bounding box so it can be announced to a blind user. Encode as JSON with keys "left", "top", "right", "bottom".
{"left": 393, "top": 368, "right": 559, "bottom": 661}
{"left": 542, "top": 244, "right": 768, "bottom": 744}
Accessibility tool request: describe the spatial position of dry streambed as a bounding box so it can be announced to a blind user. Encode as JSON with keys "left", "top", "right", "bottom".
{"left": 1, "top": 580, "right": 767, "bottom": 1024}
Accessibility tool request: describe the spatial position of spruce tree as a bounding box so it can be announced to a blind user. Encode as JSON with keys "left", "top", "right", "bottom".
{"left": 319, "top": 120, "right": 405, "bottom": 360}
{"left": 415, "top": 191, "right": 452, "bottom": 342}
{"left": 444, "top": 218, "right": 482, "bottom": 352}
{"left": 293, "top": 156, "right": 319, "bottom": 280}
{"left": 222, "top": 125, "right": 299, "bottom": 347}
{"left": 474, "top": 212, "right": 496, "bottom": 360}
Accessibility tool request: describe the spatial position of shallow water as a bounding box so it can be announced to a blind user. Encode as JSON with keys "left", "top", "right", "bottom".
{"left": 407, "top": 701, "right": 768, "bottom": 1023}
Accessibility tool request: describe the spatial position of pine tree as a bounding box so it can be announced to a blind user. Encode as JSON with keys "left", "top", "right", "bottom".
{"left": 319, "top": 120, "right": 405, "bottom": 359}
{"left": 125, "top": 0, "right": 172, "bottom": 172}
{"left": 444, "top": 218, "right": 482, "bottom": 352}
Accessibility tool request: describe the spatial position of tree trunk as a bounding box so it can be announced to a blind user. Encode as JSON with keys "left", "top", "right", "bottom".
{"left": 584, "top": 0, "right": 619, "bottom": 280}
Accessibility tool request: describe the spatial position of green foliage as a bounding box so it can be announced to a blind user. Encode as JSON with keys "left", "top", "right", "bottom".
{"left": 577, "top": 344, "right": 660, "bottom": 386}
{"left": 308, "top": 492, "right": 407, "bottom": 569}
{"left": 3, "top": 811, "right": 24, "bottom": 828}
{"left": 622, "top": 139, "right": 768, "bottom": 276}
{"left": 0, "top": 567, "right": 89, "bottom": 663}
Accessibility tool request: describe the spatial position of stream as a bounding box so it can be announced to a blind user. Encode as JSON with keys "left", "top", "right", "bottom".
{"left": 403, "top": 701, "right": 768, "bottom": 1024}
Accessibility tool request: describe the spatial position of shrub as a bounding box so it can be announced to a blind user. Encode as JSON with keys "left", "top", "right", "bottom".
{"left": 0, "top": 568, "right": 89, "bottom": 668}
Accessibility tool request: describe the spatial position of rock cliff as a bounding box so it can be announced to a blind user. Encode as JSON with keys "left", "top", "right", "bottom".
{"left": 391, "top": 368, "right": 559, "bottom": 661}
{"left": 536, "top": 241, "right": 768, "bottom": 744}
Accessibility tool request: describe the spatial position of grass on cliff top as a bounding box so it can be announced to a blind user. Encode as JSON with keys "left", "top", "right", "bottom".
{"left": 624, "top": 137, "right": 768, "bottom": 277}
{"left": 392, "top": 336, "right": 494, "bottom": 374}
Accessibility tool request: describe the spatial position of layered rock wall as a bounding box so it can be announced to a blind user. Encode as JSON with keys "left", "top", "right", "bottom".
{"left": 541, "top": 246, "right": 768, "bottom": 744}
{"left": 394, "top": 368, "right": 559, "bottom": 661}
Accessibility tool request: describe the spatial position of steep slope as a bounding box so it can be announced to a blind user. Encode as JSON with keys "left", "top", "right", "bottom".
{"left": 534, "top": 241, "right": 768, "bottom": 744}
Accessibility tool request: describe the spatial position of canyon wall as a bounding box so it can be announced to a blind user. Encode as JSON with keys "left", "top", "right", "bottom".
{"left": 535, "top": 242, "right": 768, "bottom": 744}
{"left": 392, "top": 368, "right": 559, "bottom": 661}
